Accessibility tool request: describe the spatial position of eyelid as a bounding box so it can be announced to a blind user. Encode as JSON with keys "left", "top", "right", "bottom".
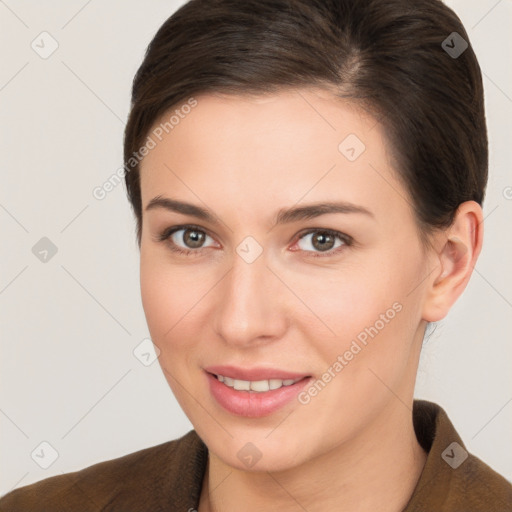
{"left": 294, "top": 227, "right": 353, "bottom": 246}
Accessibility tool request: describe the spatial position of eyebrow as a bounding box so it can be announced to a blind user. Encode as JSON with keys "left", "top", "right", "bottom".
{"left": 145, "top": 195, "right": 374, "bottom": 225}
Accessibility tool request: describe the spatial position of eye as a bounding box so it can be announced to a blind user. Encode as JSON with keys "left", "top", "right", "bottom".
{"left": 156, "top": 224, "right": 352, "bottom": 258}
{"left": 292, "top": 228, "right": 352, "bottom": 258}
{"left": 157, "top": 224, "right": 216, "bottom": 256}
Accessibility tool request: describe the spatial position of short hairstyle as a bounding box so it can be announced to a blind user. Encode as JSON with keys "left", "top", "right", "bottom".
{"left": 123, "top": 0, "right": 487, "bottom": 248}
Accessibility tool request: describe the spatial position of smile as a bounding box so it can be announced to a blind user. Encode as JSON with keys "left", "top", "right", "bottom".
{"left": 214, "top": 373, "right": 304, "bottom": 392}
{"left": 205, "top": 370, "right": 312, "bottom": 417}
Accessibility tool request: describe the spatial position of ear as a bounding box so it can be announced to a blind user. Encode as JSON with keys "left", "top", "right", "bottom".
{"left": 422, "top": 201, "right": 484, "bottom": 322}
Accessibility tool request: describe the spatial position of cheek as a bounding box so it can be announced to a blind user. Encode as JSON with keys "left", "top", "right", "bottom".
{"left": 308, "top": 247, "right": 423, "bottom": 368}
{"left": 296, "top": 278, "right": 418, "bottom": 436}
{"left": 140, "top": 250, "right": 193, "bottom": 344}
{"left": 302, "top": 267, "right": 399, "bottom": 340}
{"left": 140, "top": 255, "right": 169, "bottom": 337}
{"left": 139, "top": 255, "right": 202, "bottom": 409}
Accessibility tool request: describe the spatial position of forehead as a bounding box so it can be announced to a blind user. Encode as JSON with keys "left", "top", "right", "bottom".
{"left": 139, "top": 88, "right": 406, "bottom": 223}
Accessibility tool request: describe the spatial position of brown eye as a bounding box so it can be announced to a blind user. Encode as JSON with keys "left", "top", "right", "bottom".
{"left": 179, "top": 228, "right": 206, "bottom": 249}
{"left": 311, "top": 232, "right": 336, "bottom": 251}
{"left": 158, "top": 225, "right": 216, "bottom": 256}
{"left": 295, "top": 229, "right": 351, "bottom": 257}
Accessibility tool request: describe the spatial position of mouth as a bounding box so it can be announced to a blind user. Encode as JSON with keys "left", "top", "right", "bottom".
{"left": 203, "top": 366, "right": 313, "bottom": 417}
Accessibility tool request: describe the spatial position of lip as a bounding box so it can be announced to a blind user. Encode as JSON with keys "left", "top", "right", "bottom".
{"left": 203, "top": 365, "right": 310, "bottom": 381}
{"left": 204, "top": 369, "right": 312, "bottom": 418}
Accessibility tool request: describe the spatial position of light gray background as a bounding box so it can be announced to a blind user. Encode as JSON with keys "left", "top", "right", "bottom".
{"left": 1, "top": 0, "right": 511, "bottom": 495}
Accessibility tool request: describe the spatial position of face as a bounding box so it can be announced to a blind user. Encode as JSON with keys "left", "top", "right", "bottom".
{"left": 139, "top": 88, "right": 431, "bottom": 472}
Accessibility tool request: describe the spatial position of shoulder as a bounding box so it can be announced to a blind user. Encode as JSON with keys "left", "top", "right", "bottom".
{"left": 408, "top": 400, "right": 512, "bottom": 511}
{"left": 0, "top": 430, "right": 207, "bottom": 512}
{"left": 445, "top": 450, "right": 512, "bottom": 510}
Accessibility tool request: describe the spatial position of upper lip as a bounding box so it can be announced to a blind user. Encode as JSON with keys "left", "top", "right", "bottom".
{"left": 204, "top": 365, "right": 310, "bottom": 381}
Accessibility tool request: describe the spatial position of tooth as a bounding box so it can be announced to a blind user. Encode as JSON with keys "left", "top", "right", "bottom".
{"left": 223, "top": 376, "right": 234, "bottom": 387}
{"left": 233, "top": 379, "right": 251, "bottom": 391}
{"left": 216, "top": 374, "right": 303, "bottom": 392}
{"left": 269, "top": 379, "right": 283, "bottom": 390}
{"left": 250, "top": 380, "right": 270, "bottom": 392}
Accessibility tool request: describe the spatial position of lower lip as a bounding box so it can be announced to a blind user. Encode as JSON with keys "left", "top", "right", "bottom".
{"left": 205, "top": 371, "right": 312, "bottom": 418}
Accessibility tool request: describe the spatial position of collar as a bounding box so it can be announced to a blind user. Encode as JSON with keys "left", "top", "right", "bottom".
{"left": 176, "top": 400, "right": 512, "bottom": 511}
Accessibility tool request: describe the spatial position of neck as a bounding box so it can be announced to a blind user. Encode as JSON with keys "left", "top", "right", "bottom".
{"left": 199, "top": 399, "right": 427, "bottom": 512}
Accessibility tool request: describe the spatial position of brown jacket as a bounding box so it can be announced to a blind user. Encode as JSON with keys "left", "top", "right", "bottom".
{"left": 1, "top": 400, "right": 511, "bottom": 511}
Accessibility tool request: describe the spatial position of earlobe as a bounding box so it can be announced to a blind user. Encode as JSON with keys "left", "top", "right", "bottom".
{"left": 422, "top": 201, "right": 484, "bottom": 322}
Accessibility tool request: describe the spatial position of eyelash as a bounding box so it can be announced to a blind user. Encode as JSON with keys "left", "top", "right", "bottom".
{"left": 157, "top": 224, "right": 353, "bottom": 259}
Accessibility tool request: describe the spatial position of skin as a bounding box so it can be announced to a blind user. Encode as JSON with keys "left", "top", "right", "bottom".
{"left": 138, "top": 88, "right": 483, "bottom": 512}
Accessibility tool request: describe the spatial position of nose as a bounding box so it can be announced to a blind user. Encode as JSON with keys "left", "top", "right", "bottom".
{"left": 213, "top": 247, "right": 288, "bottom": 349}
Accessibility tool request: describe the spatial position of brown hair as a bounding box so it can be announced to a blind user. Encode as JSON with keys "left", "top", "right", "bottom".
{"left": 123, "top": 0, "right": 487, "bottom": 248}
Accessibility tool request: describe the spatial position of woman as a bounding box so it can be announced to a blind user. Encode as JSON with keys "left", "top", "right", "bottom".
{"left": 1, "top": 0, "right": 511, "bottom": 510}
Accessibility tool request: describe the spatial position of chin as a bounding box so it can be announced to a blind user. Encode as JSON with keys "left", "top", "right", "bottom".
{"left": 203, "top": 428, "right": 313, "bottom": 473}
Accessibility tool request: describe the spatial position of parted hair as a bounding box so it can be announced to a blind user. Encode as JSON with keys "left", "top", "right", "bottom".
{"left": 123, "top": 0, "right": 487, "bottom": 248}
